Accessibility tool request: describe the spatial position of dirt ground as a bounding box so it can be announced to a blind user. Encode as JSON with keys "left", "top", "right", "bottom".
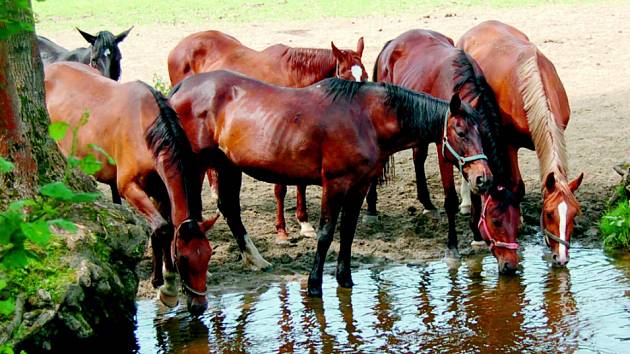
{"left": 41, "top": 2, "right": 630, "bottom": 297}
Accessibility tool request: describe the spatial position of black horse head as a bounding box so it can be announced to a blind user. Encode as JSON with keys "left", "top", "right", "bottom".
{"left": 76, "top": 27, "right": 132, "bottom": 81}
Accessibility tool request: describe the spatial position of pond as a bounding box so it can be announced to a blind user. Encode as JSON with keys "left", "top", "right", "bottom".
{"left": 134, "top": 243, "right": 630, "bottom": 353}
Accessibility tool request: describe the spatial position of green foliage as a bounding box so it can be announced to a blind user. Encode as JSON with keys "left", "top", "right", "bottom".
{"left": 0, "top": 0, "right": 35, "bottom": 40}
{"left": 1, "top": 117, "right": 107, "bottom": 321}
{"left": 152, "top": 74, "right": 171, "bottom": 96}
{"left": 600, "top": 198, "right": 630, "bottom": 251}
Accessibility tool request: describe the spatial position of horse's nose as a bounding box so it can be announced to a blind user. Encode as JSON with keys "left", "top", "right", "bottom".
{"left": 553, "top": 254, "right": 569, "bottom": 267}
{"left": 187, "top": 296, "right": 208, "bottom": 316}
{"left": 476, "top": 175, "right": 492, "bottom": 192}
{"left": 499, "top": 261, "right": 518, "bottom": 275}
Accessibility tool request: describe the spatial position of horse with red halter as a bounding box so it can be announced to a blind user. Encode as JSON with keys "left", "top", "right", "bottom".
{"left": 166, "top": 70, "right": 492, "bottom": 296}
{"left": 370, "top": 29, "right": 519, "bottom": 271}
{"left": 458, "top": 21, "right": 583, "bottom": 266}
{"left": 45, "top": 62, "right": 217, "bottom": 315}
{"left": 167, "top": 30, "right": 368, "bottom": 244}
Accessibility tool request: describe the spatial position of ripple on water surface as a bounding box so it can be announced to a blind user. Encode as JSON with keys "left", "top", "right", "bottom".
{"left": 135, "top": 243, "right": 630, "bottom": 353}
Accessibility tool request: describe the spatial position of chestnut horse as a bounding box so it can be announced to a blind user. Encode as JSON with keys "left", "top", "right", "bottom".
{"left": 458, "top": 21, "right": 583, "bottom": 266}
{"left": 371, "top": 29, "right": 519, "bottom": 271}
{"left": 166, "top": 70, "right": 492, "bottom": 296}
{"left": 39, "top": 27, "right": 132, "bottom": 81}
{"left": 44, "top": 62, "right": 216, "bottom": 315}
{"left": 167, "top": 30, "right": 368, "bottom": 243}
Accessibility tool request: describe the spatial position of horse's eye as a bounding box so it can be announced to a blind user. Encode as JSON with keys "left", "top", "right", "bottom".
{"left": 456, "top": 130, "right": 466, "bottom": 138}
{"left": 546, "top": 211, "right": 553, "bottom": 219}
{"left": 492, "top": 218, "right": 502, "bottom": 227}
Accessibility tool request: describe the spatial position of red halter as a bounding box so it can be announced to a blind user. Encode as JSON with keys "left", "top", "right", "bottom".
{"left": 478, "top": 192, "right": 520, "bottom": 252}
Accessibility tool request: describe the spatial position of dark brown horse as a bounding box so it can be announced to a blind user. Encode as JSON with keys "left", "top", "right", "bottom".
{"left": 166, "top": 70, "right": 492, "bottom": 296}
{"left": 371, "top": 29, "right": 519, "bottom": 271}
{"left": 39, "top": 27, "right": 132, "bottom": 81}
{"left": 45, "top": 62, "right": 216, "bottom": 315}
{"left": 458, "top": 21, "right": 583, "bottom": 266}
{"left": 167, "top": 30, "right": 368, "bottom": 243}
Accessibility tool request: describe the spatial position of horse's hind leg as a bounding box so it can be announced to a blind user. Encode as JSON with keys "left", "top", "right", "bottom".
{"left": 337, "top": 185, "right": 369, "bottom": 288}
{"left": 413, "top": 145, "right": 439, "bottom": 218}
{"left": 363, "top": 178, "right": 379, "bottom": 224}
{"left": 217, "top": 165, "right": 271, "bottom": 270}
{"left": 274, "top": 184, "right": 290, "bottom": 244}
{"left": 296, "top": 185, "right": 316, "bottom": 238}
{"left": 308, "top": 180, "right": 345, "bottom": 297}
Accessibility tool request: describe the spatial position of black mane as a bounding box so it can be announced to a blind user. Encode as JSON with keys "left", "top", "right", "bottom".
{"left": 144, "top": 83, "right": 202, "bottom": 223}
{"left": 452, "top": 50, "right": 508, "bottom": 184}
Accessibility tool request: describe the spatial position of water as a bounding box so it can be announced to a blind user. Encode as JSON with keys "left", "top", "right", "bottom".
{"left": 134, "top": 244, "right": 630, "bottom": 353}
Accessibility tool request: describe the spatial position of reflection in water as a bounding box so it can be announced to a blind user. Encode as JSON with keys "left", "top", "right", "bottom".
{"left": 135, "top": 244, "right": 630, "bottom": 353}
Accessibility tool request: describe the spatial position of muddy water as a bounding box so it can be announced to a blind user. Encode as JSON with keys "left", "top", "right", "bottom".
{"left": 134, "top": 244, "right": 630, "bottom": 353}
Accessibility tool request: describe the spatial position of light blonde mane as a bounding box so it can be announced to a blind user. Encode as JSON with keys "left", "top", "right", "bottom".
{"left": 517, "top": 54, "right": 568, "bottom": 184}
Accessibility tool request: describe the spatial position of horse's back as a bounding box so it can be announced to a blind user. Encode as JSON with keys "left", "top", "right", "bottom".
{"left": 45, "top": 62, "right": 158, "bottom": 182}
{"left": 37, "top": 36, "right": 68, "bottom": 64}
{"left": 376, "top": 29, "right": 459, "bottom": 96}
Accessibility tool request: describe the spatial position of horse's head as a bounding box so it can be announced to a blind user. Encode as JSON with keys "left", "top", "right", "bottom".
{"left": 443, "top": 93, "right": 492, "bottom": 194}
{"left": 541, "top": 171, "right": 583, "bottom": 266}
{"left": 331, "top": 38, "right": 368, "bottom": 82}
{"left": 76, "top": 27, "right": 132, "bottom": 81}
{"left": 479, "top": 186, "right": 522, "bottom": 274}
{"left": 172, "top": 214, "right": 219, "bottom": 316}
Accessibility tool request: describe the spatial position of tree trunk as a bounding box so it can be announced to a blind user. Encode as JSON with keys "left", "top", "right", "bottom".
{"left": 0, "top": 0, "right": 94, "bottom": 207}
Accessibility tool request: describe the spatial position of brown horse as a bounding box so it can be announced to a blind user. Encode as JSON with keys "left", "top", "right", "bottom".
{"left": 166, "top": 70, "right": 492, "bottom": 296}
{"left": 44, "top": 62, "right": 217, "bottom": 315}
{"left": 458, "top": 21, "right": 583, "bottom": 266}
{"left": 167, "top": 30, "right": 368, "bottom": 243}
{"left": 371, "top": 29, "right": 519, "bottom": 271}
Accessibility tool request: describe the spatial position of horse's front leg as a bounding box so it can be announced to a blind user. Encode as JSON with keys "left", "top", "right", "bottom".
{"left": 217, "top": 164, "right": 271, "bottom": 270}
{"left": 308, "top": 180, "right": 345, "bottom": 297}
{"left": 337, "top": 184, "right": 370, "bottom": 288}
{"left": 469, "top": 193, "right": 487, "bottom": 250}
{"left": 414, "top": 145, "right": 439, "bottom": 218}
{"left": 437, "top": 151, "right": 460, "bottom": 259}
{"left": 296, "top": 185, "right": 316, "bottom": 238}
{"left": 363, "top": 178, "right": 379, "bottom": 224}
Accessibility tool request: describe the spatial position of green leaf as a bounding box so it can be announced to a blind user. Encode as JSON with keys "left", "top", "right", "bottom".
{"left": 0, "top": 279, "right": 7, "bottom": 291}
{"left": 48, "top": 121, "right": 70, "bottom": 142}
{"left": 7, "top": 199, "right": 36, "bottom": 213}
{"left": 77, "top": 154, "right": 103, "bottom": 175}
{"left": 88, "top": 144, "right": 116, "bottom": 165}
{"left": 40, "top": 182, "right": 75, "bottom": 201}
{"left": 68, "top": 155, "right": 80, "bottom": 169}
{"left": 0, "top": 157, "right": 14, "bottom": 173}
{"left": 21, "top": 221, "right": 52, "bottom": 245}
{"left": 48, "top": 219, "right": 78, "bottom": 233}
{"left": 3, "top": 249, "right": 29, "bottom": 268}
{"left": 70, "top": 192, "right": 100, "bottom": 203}
{"left": 0, "top": 299, "right": 15, "bottom": 317}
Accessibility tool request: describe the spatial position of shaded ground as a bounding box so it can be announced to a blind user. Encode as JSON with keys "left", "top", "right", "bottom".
{"left": 38, "top": 2, "right": 630, "bottom": 297}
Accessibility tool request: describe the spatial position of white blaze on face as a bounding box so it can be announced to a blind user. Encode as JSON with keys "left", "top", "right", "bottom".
{"left": 351, "top": 65, "right": 362, "bottom": 82}
{"left": 558, "top": 201, "right": 568, "bottom": 261}
{"left": 104, "top": 48, "right": 111, "bottom": 57}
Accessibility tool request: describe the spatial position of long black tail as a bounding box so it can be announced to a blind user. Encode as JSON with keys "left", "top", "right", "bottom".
{"left": 143, "top": 82, "right": 202, "bottom": 220}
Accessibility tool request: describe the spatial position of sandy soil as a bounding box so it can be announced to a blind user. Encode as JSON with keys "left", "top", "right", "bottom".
{"left": 40, "top": 2, "right": 630, "bottom": 297}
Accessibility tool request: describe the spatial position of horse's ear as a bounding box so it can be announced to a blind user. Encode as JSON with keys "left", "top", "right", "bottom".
{"left": 115, "top": 26, "right": 133, "bottom": 43}
{"left": 449, "top": 93, "right": 462, "bottom": 115}
{"left": 569, "top": 172, "right": 584, "bottom": 193}
{"left": 200, "top": 213, "right": 220, "bottom": 234}
{"left": 331, "top": 41, "right": 344, "bottom": 61}
{"left": 544, "top": 172, "right": 556, "bottom": 193}
{"left": 356, "top": 37, "right": 364, "bottom": 57}
{"left": 76, "top": 28, "right": 96, "bottom": 45}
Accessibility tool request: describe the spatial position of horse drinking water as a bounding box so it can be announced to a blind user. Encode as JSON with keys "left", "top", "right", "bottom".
{"left": 167, "top": 30, "right": 368, "bottom": 244}
{"left": 458, "top": 21, "right": 583, "bottom": 266}
{"left": 38, "top": 27, "right": 132, "bottom": 81}
{"left": 45, "top": 62, "right": 215, "bottom": 315}
{"left": 166, "top": 70, "right": 491, "bottom": 296}
{"left": 371, "top": 29, "right": 519, "bottom": 271}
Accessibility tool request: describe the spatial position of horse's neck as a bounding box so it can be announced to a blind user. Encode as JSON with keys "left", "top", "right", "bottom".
{"left": 283, "top": 48, "right": 336, "bottom": 86}
{"left": 517, "top": 54, "right": 569, "bottom": 181}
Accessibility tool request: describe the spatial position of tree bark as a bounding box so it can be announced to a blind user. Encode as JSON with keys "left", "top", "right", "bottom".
{"left": 0, "top": 0, "right": 94, "bottom": 207}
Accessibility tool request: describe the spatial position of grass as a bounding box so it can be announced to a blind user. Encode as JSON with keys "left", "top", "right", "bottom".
{"left": 33, "top": 0, "right": 602, "bottom": 32}
{"left": 600, "top": 185, "right": 630, "bottom": 251}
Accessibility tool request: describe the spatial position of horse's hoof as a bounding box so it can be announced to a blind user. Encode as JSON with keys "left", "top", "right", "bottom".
{"left": 299, "top": 222, "right": 317, "bottom": 238}
{"left": 423, "top": 209, "right": 440, "bottom": 220}
{"left": 362, "top": 214, "right": 379, "bottom": 225}
{"left": 275, "top": 230, "right": 290, "bottom": 245}
{"left": 445, "top": 248, "right": 461, "bottom": 260}
{"left": 307, "top": 285, "right": 323, "bottom": 298}
{"left": 242, "top": 234, "right": 272, "bottom": 270}
{"left": 336, "top": 277, "right": 354, "bottom": 289}
{"left": 158, "top": 288, "right": 179, "bottom": 308}
{"left": 470, "top": 240, "right": 488, "bottom": 252}
{"left": 459, "top": 204, "right": 471, "bottom": 215}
